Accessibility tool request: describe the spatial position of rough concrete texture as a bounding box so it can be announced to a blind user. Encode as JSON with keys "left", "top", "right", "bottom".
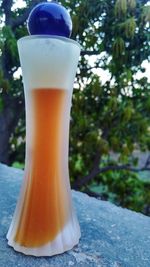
{"left": 0, "top": 163, "right": 150, "bottom": 267}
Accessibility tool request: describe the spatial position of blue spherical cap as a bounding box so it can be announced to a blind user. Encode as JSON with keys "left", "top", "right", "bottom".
{"left": 27, "top": 2, "right": 72, "bottom": 38}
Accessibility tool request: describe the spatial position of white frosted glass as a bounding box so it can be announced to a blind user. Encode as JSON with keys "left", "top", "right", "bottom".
{"left": 7, "top": 36, "right": 81, "bottom": 256}
{"left": 18, "top": 36, "right": 80, "bottom": 90}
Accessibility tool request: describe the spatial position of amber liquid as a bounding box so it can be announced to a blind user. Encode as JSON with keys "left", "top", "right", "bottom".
{"left": 14, "top": 88, "right": 69, "bottom": 247}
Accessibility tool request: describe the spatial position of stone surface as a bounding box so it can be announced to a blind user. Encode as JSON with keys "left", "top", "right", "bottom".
{"left": 0, "top": 163, "right": 150, "bottom": 267}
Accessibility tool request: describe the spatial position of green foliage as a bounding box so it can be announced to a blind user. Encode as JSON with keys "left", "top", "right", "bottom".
{"left": 124, "top": 17, "right": 136, "bottom": 38}
{"left": 0, "top": 0, "right": 150, "bottom": 215}
{"left": 112, "top": 37, "right": 125, "bottom": 58}
{"left": 0, "top": 97, "right": 4, "bottom": 112}
{"left": 90, "top": 170, "right": 150, "bottom": 215}
{"left": 115, "top": 0, "right": 127, "bottom": 18}
{"left": 12, "top": 161, "right": 25, "bottom": 169}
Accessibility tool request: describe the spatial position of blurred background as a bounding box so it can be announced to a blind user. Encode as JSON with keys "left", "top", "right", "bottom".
{"left": 0, "top": 0, "right": 150, "bottom": 215}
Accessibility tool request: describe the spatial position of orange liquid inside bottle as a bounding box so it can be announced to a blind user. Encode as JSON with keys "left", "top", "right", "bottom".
{"left": 14, "top": 88, "right": 69, "bottom": 247}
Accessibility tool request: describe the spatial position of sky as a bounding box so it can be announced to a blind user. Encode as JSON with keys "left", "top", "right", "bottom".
{"left": 88, "top": 56, "right": 150, "bottom": 84}
{"left": 12, "top": 0, "right": 26, "bottom": 10}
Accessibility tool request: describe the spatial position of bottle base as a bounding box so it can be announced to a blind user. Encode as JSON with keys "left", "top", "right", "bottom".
{"left": 7, "top": 217, "right": 81, "bottom": 257}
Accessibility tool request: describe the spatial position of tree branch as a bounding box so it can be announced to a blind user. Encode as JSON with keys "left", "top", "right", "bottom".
{"left": 73, "top": 154, "right": 150, "bottom": 190}
{"left": 100, "top": 164, "right": 150, "bottom": 173}
{"left": 2, "top": 0, "right": 13, "bottom": 25}
{"left": 80, "top": 65, "right": 102, "bottom": 73}
{"left": 73, "top": 152, "right": 101, "bottom": 189}
{"left": 145, "top": 154, "right": 150, "bottom": 168}
{"left": 81, "top": 50, "right": 100, "bottom": 56}
{"left": 11, "top": 0, "right": 47, "bottom": 29}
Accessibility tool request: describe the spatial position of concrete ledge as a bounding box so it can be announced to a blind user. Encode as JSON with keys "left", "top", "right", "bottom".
{"left": 0, "top": 163, "right": 150, "bottom": 267}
